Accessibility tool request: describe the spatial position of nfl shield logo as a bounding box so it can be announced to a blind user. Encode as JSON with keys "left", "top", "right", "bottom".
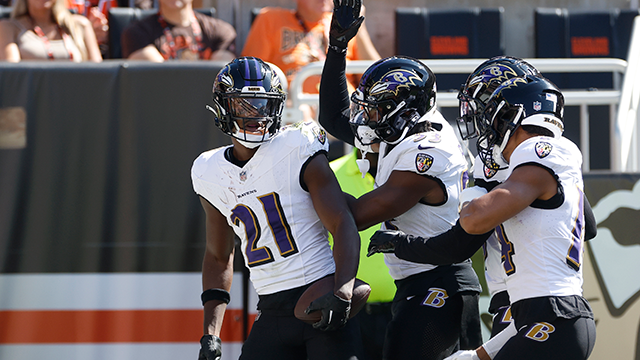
{"left": 533, "top": 101, "right": 542, "bottom": 111}
{"left": 415, "top": 153, "right": 434, "bottom": 173}
{"left": 240, "top": 171, "right": 247, "bottom": 181}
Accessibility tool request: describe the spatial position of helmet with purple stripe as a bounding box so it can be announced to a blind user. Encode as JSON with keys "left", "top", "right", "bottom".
{"left": 209, "top": 57, "right": 286, "bottom": 147}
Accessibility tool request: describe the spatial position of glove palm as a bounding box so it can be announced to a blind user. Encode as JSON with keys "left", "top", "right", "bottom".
{"left": 329, "top": 0, "right": 365, "bottom": 50}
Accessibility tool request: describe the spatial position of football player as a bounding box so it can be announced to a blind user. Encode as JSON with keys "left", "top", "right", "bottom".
{"left": 457, "top": 55, "right": 598, "bottom": 338}
{"left": 319, "top": 1, "right": 483, "bottom": 358}
{"left": 370, "top": 75, "right": 597, "bottom": 360}
{"left": 192, "top": 56, "right": 363, "bottom": 360}
{"left": 458, "top": 56, "right": 541, "bottom": 338}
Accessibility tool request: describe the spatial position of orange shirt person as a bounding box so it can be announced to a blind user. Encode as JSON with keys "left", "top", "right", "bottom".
{"left": 242, "top": 0, "right": 380, "bottom": 95}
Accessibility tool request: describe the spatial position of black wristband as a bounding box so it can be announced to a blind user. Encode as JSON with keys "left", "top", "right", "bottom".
{"left": 201, "top": 288, "right": 231, "bottom": 306}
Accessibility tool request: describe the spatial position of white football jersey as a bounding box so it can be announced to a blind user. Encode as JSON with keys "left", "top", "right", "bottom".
{"left": 473, "top": 155, "right": 511, "bottom": 299}
{"left": 378, "top": 113, "right": 469, "bottom": 280}
{"left": 191, "top": 122, "right": 335, "bottom": 295}
{"left": 500, "top": 136, "right": 586, "bottom": 303}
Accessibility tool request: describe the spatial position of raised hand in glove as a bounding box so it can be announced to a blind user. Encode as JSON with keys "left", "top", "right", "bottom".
{"left": 198, "top": 334, "right": 222, "bottom": 360}
{"left": 444, "top": 350, "right": 480, "bottom": 360}
{"left": 305, "top": 291, "right": 351, "bottom": 331}
{"left": 330, "top": 0, "right": 365, "bottom": 50}
{"left": 367, "top": 229, "right": 409, "bottom": 256}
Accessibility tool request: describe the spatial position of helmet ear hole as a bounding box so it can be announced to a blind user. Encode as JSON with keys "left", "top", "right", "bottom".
{"left": 393, "top": 110, "right": 420, "bottom": 132}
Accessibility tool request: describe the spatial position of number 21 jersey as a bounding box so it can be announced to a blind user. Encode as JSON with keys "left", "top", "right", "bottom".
{"left": 191, "top": 122, "right": 335, "bottom": 295}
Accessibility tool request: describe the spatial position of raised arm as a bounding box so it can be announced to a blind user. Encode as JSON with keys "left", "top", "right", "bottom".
{"left": 318, "top": 0, "right": 365, "bottom": 145}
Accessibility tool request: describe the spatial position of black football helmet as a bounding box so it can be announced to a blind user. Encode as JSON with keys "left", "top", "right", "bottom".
{"left": 457, "top": 56, "right": 541, "bottom": 140}
{"left": 350, "top": 56, "right": 437, "bottom": 147}
{"left": 208, "top": 57, "right": 286, "bottom": 147}
{"left": 477, "top": 75, "right": 565, "bottom": 170}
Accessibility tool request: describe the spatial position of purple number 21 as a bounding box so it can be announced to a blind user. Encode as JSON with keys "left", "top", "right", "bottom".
{"left": 230, "top": 192, "right": 299, "bottom": 267}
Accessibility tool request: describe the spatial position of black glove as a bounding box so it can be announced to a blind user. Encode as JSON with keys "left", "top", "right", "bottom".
{"left": 305, "top": 291, "right": 352, "bottom": 331}
{"left": 198, "top": 334, "right": 222, "bottom": 360}
{"left": 367, "top": 229, "right": 408, "bottom": 256}
{"left": 329, "top": 0, "right": 365, "bottom": 50}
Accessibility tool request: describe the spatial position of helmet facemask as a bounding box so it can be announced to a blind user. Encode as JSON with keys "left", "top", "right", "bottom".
{"left": 213, "top": 90, "right": 284, "bottom": 147}
{"left": 456, "top": 78, "right": 498, "bottom": 140}
{"left": 477, "top": 99, "right": 525, "bottom": 170}
{"left": 350, "top": 91, "right": 422, "bottom": 146}
{"left": 456, "top": 57, "right": 541, "bottom": 141}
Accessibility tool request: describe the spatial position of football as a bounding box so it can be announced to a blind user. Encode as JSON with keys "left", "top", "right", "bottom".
{"left": 294, "top": 275, "right": 371, "bottom": 324}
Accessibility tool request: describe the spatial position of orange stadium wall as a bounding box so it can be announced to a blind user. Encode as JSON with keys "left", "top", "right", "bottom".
{"left": 1, "top": 63, "right": 640, "bottom": 359}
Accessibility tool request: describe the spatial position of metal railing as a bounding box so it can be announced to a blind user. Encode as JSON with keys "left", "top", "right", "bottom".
{"left": 288, "top": 57, "right": 630, "bottom": 172}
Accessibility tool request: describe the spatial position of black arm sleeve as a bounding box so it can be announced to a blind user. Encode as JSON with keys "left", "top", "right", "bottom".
{"left": 394, "top": 221, "right": 493, "bottom": 265}
{"left": 318, "top": 47, "right": 355, "bottom": 145}
{"left": 584, "top": 195, "right": 597, "bottom": 241}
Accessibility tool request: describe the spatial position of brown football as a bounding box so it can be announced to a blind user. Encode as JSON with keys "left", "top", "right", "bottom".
{"left": 294, "top": 275, "right": 371, "bottom": 324}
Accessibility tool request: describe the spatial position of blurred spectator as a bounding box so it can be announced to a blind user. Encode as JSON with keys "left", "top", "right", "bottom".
{"left": 241, "top": 0, "right": 380, "bottom": 121}
{"left": 120, "top": 0, "right": 235, "bottom": 61}
{"left": 65, "top": 0, "right": 114, "bottom": 58}
{"left": 0, "top": 0, "right": 103, "bottom": 61}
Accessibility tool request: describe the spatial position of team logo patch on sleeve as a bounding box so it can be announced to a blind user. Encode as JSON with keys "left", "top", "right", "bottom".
{"left": 416, "top": 153, "right": 434, "bottom": 173}
{"left": 535, "top": 141, "right": 553, "bottom": 158}
{"left": 484, "top": 165, "right": 498, "bottom": 179}
{"left": 312, "top": 127, "right": 327, "bottom": 145}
